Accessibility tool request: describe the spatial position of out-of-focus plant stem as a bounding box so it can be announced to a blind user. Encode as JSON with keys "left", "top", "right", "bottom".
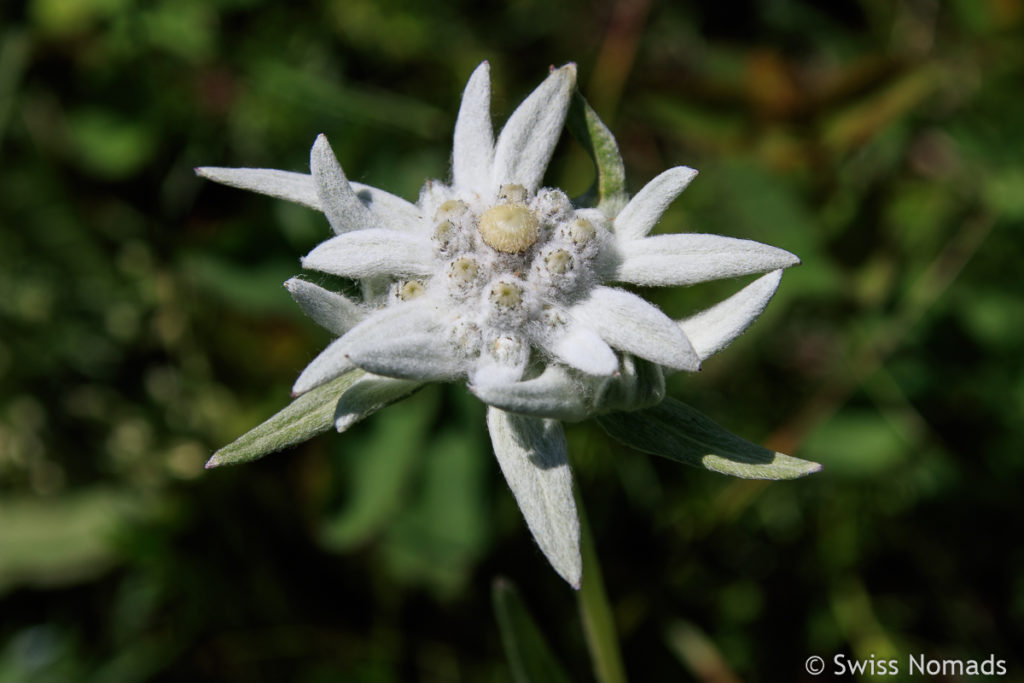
{"left": 576, "top": 493, "right": 628, "bottom": 683}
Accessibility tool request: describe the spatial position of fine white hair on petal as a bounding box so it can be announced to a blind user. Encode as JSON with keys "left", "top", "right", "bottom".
{"left": 301, "top": 229, "right": 436, "bottom": 279}
{"left": 347, "top": 332, "right": 467, "bottom": 381}
{"left": 613, "top": 166, "right": 698, "bottom": 242}
{"left": 311, "top": 134, "right": 378, "bottom": 235}
{"left": 349, "top": 182, "right": 422, "bottom": 231}
{"left": 284, "top": 278, "right": 366, "bottom": 336}
{"left": 572, "top": 286, "right": 701, "bottom": 371}
{"left": 470, "top": 365, "right": 592, "bottom": 422}
{"left": 334, "top": 372, "right": 423, "bottom": 432}
{"left": 452, "top": 62, "right": 495, "bottom": 199}
{"left": 471, "top": 360, "right": 524, "bottom": 387}
{"left": 486, "top": 407, "right": 581, "bottom": 589}
{"left": 292, "top": 337, "right": 357, "bottom": 396}
{"left": 341, "top": 302, "right": 468, "bottom": 381}
{"left": 679, "top": 269, "right": 784, "bottom": 361}
{"left": 195, "top": 167, "right": 321, "bottom": 210}
{"left": 544, "top": 323, "right": 618, "bottom": 377}
{"left": 615, "top": 233, "right": 800, "bottom": 287}
{"left": 491, "top": 64, "right": 577, "bottom": 196}
{"left": 195, "top": 166, "right": 423, "bottom": 232}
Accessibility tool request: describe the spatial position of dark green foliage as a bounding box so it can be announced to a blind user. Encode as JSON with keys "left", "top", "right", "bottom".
{"left": 2, "top": 0, "right": 1023, "bottom": 680}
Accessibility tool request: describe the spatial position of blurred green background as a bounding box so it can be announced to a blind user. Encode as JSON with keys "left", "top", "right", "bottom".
{"left": 2, "top": 0, "right": 1023, "bottom": 680}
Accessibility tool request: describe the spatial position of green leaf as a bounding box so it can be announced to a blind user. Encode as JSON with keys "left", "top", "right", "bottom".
{"left": 492, "top": 579, "right": 573, "bottom": 683}
{"left": 566, "top": 91, "right": 627, "bottom": 216}
{"left": 597, "top": 398, "right": 821, "bottom": 480}
{"left": 576, "top": 500, "right": 628, "bottom": 683}
{"left": 207, "top": 369, "right": 365, "bottom": 468}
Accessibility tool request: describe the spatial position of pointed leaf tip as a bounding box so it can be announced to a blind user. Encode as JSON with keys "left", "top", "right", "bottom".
{"left": 597, "top": 398, "right": 822, "bottom": 480}
{"left": 209, "top": 370, "right": 364, "bottom": 468}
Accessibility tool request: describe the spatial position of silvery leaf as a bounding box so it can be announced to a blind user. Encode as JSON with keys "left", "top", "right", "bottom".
{"left": 597, "top": 398, "right": 822, "bottom": 480}
{"left": 207, "top": 369, "right": 365, "bottom": 468}
{"left": 492, "top": 579, "right": 573, "bottom": 683}
{"left": 566, "top": 91, "right": 627, "bottom": 216}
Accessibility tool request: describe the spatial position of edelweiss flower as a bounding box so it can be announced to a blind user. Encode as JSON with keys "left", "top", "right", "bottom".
{"left": 197, "top": 62, "right": 813, "bottom": 588}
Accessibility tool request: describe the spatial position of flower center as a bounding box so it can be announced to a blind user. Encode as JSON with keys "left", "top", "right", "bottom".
{"left": 478, "top": 204, "right": 540, "bottom": 254}
{"left": 489, "top": 280, "right": 523, "bottom": 308}
{"left": 544, "top": 249, "right": 573, "bottom": 274}
{"left": 449, "top": 256, "right": 479, "bottom": 283}
{"left": 568, "top": 217, "right": 595, "bottom": 245}
{"left": 397, "top": 281, "right": 426, "bottom": 300}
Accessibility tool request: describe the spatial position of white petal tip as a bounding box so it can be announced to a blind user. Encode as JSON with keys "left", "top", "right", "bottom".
{"left": 548, "top": 551, "right": 582, "bottom": 589}
{"left": 311, "top": 134, "right": 333, "bottom": 163}
{"left": 554, "top": 556, "right": 582, "bottom": 589}
{"left": 672, "top": 357, "right": 702, "bottom": 373}
{"left": 335, "top": 414, "right": 358, "bottom": 433}
{"left": 553, "top": 62, "right": 577, "bottom": 77}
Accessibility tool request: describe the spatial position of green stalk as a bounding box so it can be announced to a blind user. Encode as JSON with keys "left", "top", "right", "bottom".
{"left": 576, "top": 494, "right": 628, "bottom": 683}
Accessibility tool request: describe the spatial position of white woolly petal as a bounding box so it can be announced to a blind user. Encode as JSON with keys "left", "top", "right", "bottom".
{"left": 613, "top": 166, "right": 698, "bottom": 241}
{"left": 195, "top": 167, "right": 320, "bottom": 210}
{"left": 350, "top": 182, "right": 421, "bottom": 231}
{"left": 452, "top": 62, "right": 494, "bottom": 198}
{"left": 491, "top": 64, "right": 576, "bottom": 195}
{"left": 470, "top": 365, "right": 592, "bottom": 422}
{"left": 334, "top": 372, "right": 422, "bottom": 432}
{"left": 486, "top": 407, "right": 581, "bottom": 588}
{"left": 311, "top": 135, "right": 378, "bottom": 234}
{"left": 543, "top": 324, "right": 618, "bottom": 377}
{"left": 573, "top": 286, "right": 700, "bottom": 371}
{"left": 679, "top": 269, "right": 783, "bottom": 361}
{"left": 342, "top": 302, "right": 467, "bottom": 381}
{"left": 196, "top": 167, "right": 421, "bottom": 232}
{"left": 284, "top": 277, "right": 366, "bottom": 336}
{"left": 301, "top": 229, "right": 435, "bottom": 279}
{"left": 471, "top": 358, "right": 527, "bottom": 387}
{"left": 616, "top": 234, "right": 800, "bottom": 287}
{"left": 292, "top": 337, "right": 356, "bottom": 396}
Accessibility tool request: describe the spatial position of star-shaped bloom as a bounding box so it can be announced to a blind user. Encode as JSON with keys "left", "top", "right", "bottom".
{"left": 197, "top": 62, "right": 816, "bottom": 588}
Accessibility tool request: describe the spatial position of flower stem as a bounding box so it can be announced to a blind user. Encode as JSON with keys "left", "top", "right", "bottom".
{"left": 576, "top": 493, "right": 628, "bottom": 683}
